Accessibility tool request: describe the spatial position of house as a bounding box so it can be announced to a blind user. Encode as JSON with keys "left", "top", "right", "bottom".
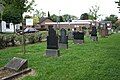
{"left": 45, "top": 20, "right": 100, "bottom": 31}
{"left": 0, "top": 21, "right": 21, "bottom": 33}
{"left": 35, "top": 17, "right": 53, "bottom": 30}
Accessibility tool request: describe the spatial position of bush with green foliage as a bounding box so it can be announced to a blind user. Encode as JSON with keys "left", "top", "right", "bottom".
{"left": 0, "top": 31, "right": 47, "bottom": 49}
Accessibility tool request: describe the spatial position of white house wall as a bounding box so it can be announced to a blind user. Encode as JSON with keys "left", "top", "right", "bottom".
{"left": 1, "top": 21, "right": 6, "bottom": 32}
{"left": 5, "top": 23, "right": 14, "bottom": 32}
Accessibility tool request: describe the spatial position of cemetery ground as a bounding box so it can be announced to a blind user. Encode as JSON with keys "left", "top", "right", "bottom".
{"left": 0, "top": 33, "right": 120, "bottom": 80}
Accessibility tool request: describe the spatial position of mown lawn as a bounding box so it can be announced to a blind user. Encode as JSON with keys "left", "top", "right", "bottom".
{"left": 0, "top": 33, "right": 120, "bottom": 80}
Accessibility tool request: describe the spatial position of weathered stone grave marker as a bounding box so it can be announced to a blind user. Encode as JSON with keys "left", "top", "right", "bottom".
{"left": 99, "top": 22, "right": 109, "bottom": 37}
{"left": 0, "top": 57, "right": 31, "bottom": 80}
{"left": 59, "top": 28, "right": 68, "bottom": 49}
{"left": 67, "top": 28, "right": 73, "bottom": 40}
{"left": 5, "top": 57, "right": 28, "bottom": 71}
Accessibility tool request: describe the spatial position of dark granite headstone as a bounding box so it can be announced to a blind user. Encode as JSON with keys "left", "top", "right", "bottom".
{"left": 91, "top": 26, "right": 97, "bottom": 36}
{"left": 46, "top": 26, "right": 59, "bottom": 57}
{"left": 47, "top": 26, "right": 58, "bottom": 49}
{"left": 90, "top": 26, "right": 98, "bottom": 41}
{"left": 73, "top": 31, "right": 84, "bottom": 40}
{"left": 5, "top": 57, "right": 28, "bottom": 71}
{"left": 73, "top": 31, "right": 84, "bottom": 44}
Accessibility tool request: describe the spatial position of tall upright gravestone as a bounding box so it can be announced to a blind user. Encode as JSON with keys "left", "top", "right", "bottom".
{"left": 59, "top": 28, "right": 68, "bottom": 49}
{"left": 90, "top": 26, "right": 98, "bottom": 41}
{"left": 46, "top": 26, "right": 60, "bottom": 57}
{"left": 73, "top": 31, "right": 84, "bottom": 44}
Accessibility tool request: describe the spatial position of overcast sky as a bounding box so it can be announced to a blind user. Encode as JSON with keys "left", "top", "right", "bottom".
{"left": 29, "top": 0, "right": 120, "bottom": 19}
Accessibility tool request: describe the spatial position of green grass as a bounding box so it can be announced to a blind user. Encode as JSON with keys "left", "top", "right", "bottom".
{"left": 0, "top": 33, "right": 120, "bottom": 80}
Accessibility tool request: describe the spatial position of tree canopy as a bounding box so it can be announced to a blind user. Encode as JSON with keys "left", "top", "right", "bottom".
{"left": 80, "top": 13, "right": 89, "bottom": 20}
{"left": 2, "top": 0, "right": 35, "bottom": 24}
{"left": 89, "top": 5, "right": 101, "bottom": 20}
{"left": 104, "top": 14, "right": 118, "bottom": 29}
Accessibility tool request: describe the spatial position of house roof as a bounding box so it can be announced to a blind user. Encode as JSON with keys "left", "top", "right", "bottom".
{"left": 45, "top": 22, "right": 91, "bottom": 25}
{"left": 39, "top": 17, "right": 53, "bottom": 24}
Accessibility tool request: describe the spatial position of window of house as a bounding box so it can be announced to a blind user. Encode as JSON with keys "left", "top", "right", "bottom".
{"left": 6, "top": 23, "right": 10, "bottom": 29}
{"left": 41, "top": 25, "right": 45, "bottom": 28}
{"left": 20, "top": 26, "right": 22, "bottom": 30}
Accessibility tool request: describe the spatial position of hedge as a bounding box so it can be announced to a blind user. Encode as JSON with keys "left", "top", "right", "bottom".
{"left": 0, "top": 31, "right": 48, "bottom": 49}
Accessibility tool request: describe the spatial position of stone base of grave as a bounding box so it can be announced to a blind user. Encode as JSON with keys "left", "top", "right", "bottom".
{"left": 0, "top": 67, "right": 31, "bottom": 80}
{"left": 73, "top": 39, "right": 84, "bottom": 44}
{"left": 91, "top": 36, "right": 98, "bottom": 41}
{"left": 59, "top": 43, "right": 68, "bottom": 49}
{"left": 46, "top": 49, "right": 60, "bottom": 57}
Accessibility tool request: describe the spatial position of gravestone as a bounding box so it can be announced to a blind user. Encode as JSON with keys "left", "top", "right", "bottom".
{"left": 99, "top": 23, "right": 108, "bottom": 37}
{"left": 5, "top": 57, "right": 28, "bottom": 71}
{"left": 73, "top": 31, "right": 84, "bottom": 44}
{"left": 90, "top": 26, "right": 98, "bottom": 41}
{"left": 59, "top": 28, "right": 68, "bottom": 49}
{"left": 0, "top": 57, "right": 31, "bottom": 80}
{"left": 46, "top": 26, "right": 59, "bottom": 57}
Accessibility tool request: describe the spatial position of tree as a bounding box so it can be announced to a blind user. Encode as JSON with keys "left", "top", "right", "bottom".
{"left": 2, "top": 0, "right": 35, "bottom": 24}
{"left": 34, "top": 9, "right": 46, "bottom": 21}
{"left": 80, "top": 13, "right": 89, "bottom": 20}
{"left": 104, "top": 14, "right": 118, "bottom": 29}
{"left": 33, "top": 15, "right": 39, "bottom": 25}
{"left": 48, "top": 11, "right": 50, "bottom": 18}
{"left": 59, "top": 16, "right": 64, "bottom": 22}
{"left": 70, "top": 15, "right": 78, "bottom": 20}
{"left": 89, "top": 5, "right": 101, "bottom": 20}
{"left": 50, "top": 14, "right": 58, "bottom": 22}
{"left": 62, "top": 14, "right": 72, "bottom": 22}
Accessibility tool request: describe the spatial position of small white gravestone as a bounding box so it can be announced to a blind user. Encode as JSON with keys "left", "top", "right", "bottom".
{"left": 26, "top": 19, "right": 33, "bottom": 26}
